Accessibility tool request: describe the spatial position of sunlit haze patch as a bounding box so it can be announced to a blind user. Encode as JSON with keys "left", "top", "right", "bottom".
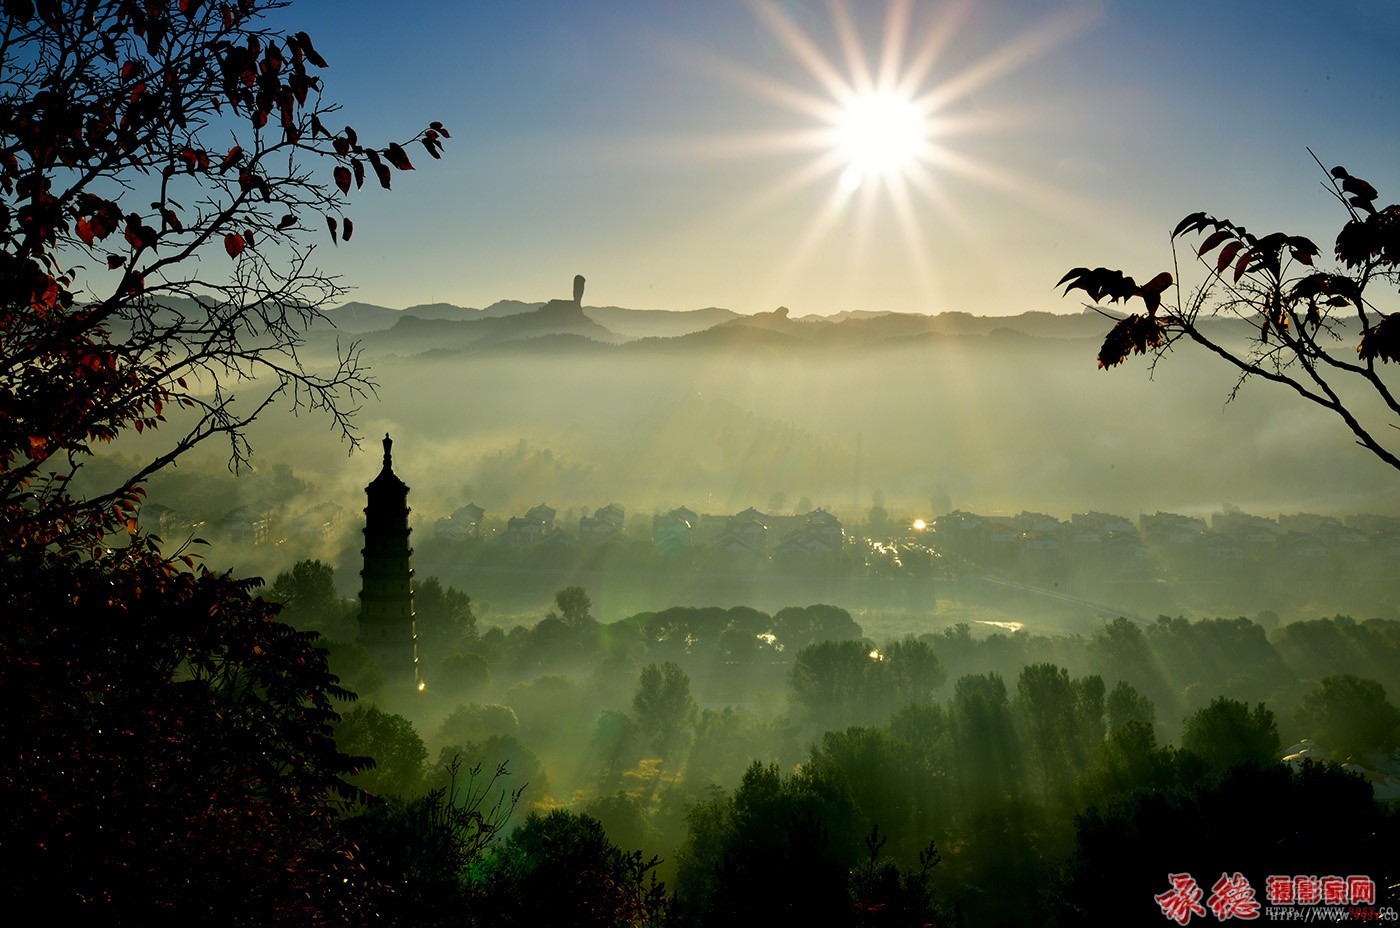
{"left": 977, "top": 620, "right": 1026, "bottom": 633}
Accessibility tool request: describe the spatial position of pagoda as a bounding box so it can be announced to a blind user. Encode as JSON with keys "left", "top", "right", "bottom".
{"left": 358, "top": 433, "right": 419, "bottom": 690}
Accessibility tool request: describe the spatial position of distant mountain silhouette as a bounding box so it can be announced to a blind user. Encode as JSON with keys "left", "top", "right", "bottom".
{"left": 306, "top": 295, "right": 1296, "bottom": 361}
{"left": 318, "top": 299, "right": 735, "bottom": 339}
{"left": 582, "top": 305, "right": 738, "bottom": 338}
{"left": 352, "top": 298, "right": 617, "bottom": 356}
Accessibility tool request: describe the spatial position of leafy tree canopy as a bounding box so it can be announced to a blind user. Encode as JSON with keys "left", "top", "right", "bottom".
{"left": 1060, "top": 155, "right": 1400, "bottom": 475}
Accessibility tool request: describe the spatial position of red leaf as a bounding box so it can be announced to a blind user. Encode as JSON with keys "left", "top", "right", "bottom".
{"left": 224, "top": 232, "right": 245, "bottom": 257}
{"left": 333, "top": 166, "right": 351, "bottom": 195}
{"left": 1197, "top": 229, "right": 1232, "bottom": 256}
{"left": 1216, "top": 241, "right": 1243, "bottom": 273}
{"left": 326, "top": 215, "right": 338, "bottom": 244}
{"left": 342, "top": 217, "right": 353, "bottom": 242}
{"left": 243, "top": 228, "right": 255, "bottom": 249}
{"left": 385, "top": 143, "right": 414, "bottom": 171}
{"left": 220, "top": 145, "right": 243, "bottom": 172}
{"left": 1138, "top": 271, "right": 1172, "bottom": 294}
{"left": 1358, "top": 313, "right": 1400, "bottom": 364}
{"left": 1233, "top": 250, "right": 1252, "bottom": 282}
{"left": 106, "top": 254, "right": 125, "bottom": 270}
{"left": 1096, "top": 314, "right": 1164, "bottom": 369}
{"left": 372, "top": 160, "right": 391, "bottom": 190}
{"left": 76, "top": 217, "right": 95, "bottom": 246}
{"left": 430, "top": 121, "right": 451, "bottom": 139}
{"left": 124, "top": 217, "right": 158, "bottom": 250}
{"left": 351, "top": 159, "right": 364, "bottom": 189}
{"left": 277, "top": 213, "right": 295, "bottom": 230}
{"left": 295, "top": 31, "right": 328, "bottom": 68}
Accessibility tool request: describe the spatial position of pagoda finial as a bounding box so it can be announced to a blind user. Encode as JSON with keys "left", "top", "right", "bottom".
{"left": 383, "top": 433, "right": 393, "bottom": 468}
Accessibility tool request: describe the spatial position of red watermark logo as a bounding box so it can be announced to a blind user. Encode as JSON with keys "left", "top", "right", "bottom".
{"left": 1155, "top": 873, "right": 1382, "bottom": 923}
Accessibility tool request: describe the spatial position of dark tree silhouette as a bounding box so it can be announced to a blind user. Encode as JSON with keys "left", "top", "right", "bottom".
{"left": 0, "top": 1, "right": 449, "bottom": 921}
{"left": 553, "top": 584, "right": 594, "bottom": 625}
{"left": 0, "top": 540, "right": 372, "bottom": 923}
{"left": 1059, "top": 155, "right": 1400, "bottom": 474}
{"left": 1180, "top": 697, "right": 1280, "bottom": 774}
{"left": 335, "top": 704, "right": 428, "bottom": 797}
{"left": 1296, "top": 674, "right": 1400, "bottom": 757}
{"left": 479, "top": 809, "right": 673, "bottom": 928}
{"left": 632, "top": 660, "right": 699, "bottom": 759}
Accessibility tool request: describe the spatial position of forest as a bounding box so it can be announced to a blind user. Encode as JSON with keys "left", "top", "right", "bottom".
{"left": 270, "top": 560, "right": 1400, "bottom": 927}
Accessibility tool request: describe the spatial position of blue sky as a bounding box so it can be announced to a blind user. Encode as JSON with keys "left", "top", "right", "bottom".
{"left": 280, "top": 0, "right": 1400, "bottom": 316}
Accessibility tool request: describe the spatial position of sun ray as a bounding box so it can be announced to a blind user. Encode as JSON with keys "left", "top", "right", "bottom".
{"left": 918, "top": 7, "right": 1096, "bottom": 113}
{"left": 747, "top": 0, "right": 853, "bottom": 103}
{"left": 760, "top": 183, "right": 858, "bottom": 309}
{"left": 876, "top": 0, "right": 912, "bottom": 93}
{"left": 676, "top": 40, "right": 844, "bottom": 123}
{"left": 830, "top": 0, "right": 875, "bottom": 98}
{"left": 894, "top": 0, "right": 972, "bottom": 98}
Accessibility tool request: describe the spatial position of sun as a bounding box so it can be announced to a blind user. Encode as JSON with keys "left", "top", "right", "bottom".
{"left": 833, "top": 90, "right": 932, "bottom": 190}
{"left": 650, "top": 0, "right": 1092, "bottom": 311}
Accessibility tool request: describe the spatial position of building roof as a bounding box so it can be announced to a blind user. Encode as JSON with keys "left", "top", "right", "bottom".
{"left": 366, "top": 433, "right": 409, "bottom": 496}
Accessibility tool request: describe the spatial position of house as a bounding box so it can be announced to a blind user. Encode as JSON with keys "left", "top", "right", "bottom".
{"left": 502, "top": 515, "right": 546, "bottom": 546}
{"left": 537, "top": 529, "right": 578, "bottom": 554}
{"left": 773, "top": 528, "right": 838, "bottom": 564}
{"left": 803, "top": 509, "right": 844, "bottom": 549}
{"left": 1278, "top": 531, "right": 1329, "bottom": 562}
{"left": 525, "top": 503, "right": 556, "bottom": 532}
{"left": 1199, "top": 533, "right": 1245, "bottom": 564}
{"left": 1211, "top": 510, "right": 1279, "bottom": 545}
{"left": 1346, "top": 513, "right": 1400, "bottom": 535}
{"left": 726, "top": 508, "right": 769, "bottom": 551}
{"left": 652, "top": 510, "right": 694, "bottom": 554}
{"left": 138, "top": 502, "right": 178, "bottom": 535}
{"left": 579, "top": 504, "right": 623, "bottom": 545}
{"left": 1015, "top": 511, "right": 1062, "bottom": 534}
{"left": 711, "top": 530, "right": 762, "bottom": 561}
{"left": 291, "top": 501, "right": 345, "bottom": 539}
{"left": 436, "top": 503, "right": 485, "bottom": 540}
{"left": 222, "top": 501, "right": 275, "bottom": 546}
{"left": 1140, "top": 511, "right": 1207, "bottom": 545}
{"left": 1071, "top": 510, "right": 1136, "bottom": 535}
{"left": 1278, "top": 512, "right": 1342, "bottom": 535}
{"left": 1102, "top": 531, "right": 1149, "bottom": 568}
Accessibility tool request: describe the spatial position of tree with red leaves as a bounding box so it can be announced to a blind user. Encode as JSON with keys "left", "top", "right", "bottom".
{"left": 0, "top": 0, "right": 448, "bottom": 554}
{"left": 0, "top": 1, "right": 448, "bottom": 921}
{"left": 1059, "top": 154, "right": 1400, "bottom": 474}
